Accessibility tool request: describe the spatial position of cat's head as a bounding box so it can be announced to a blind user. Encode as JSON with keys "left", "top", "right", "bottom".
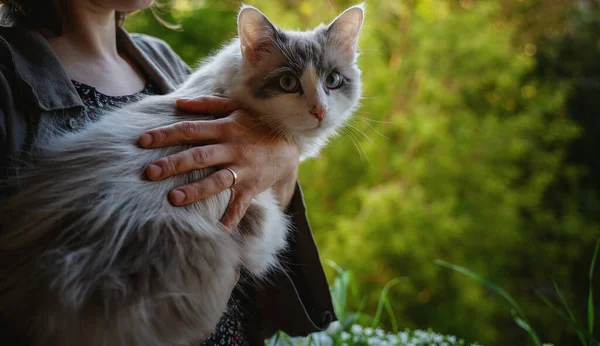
{"left": 235, "top": 4, "right": 364, "bottom": 157}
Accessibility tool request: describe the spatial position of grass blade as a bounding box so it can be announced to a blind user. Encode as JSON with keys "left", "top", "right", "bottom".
{"left": 326, "top": 260, "right": 352, "bottom": 323}
{"left": 435, "top": 259, "right": 542, "bottom": 346}
{"left": 553, "top": 281, "right": 588, "bottom": 346}
{"left": 384, "top": 297, "right": 399, "bottom": 333}
{"left": 371, "top": 277, "right": 404, "bottom": 328}
{"left": 588, "top": 239, "right": 599, "bottom": 343}
{"left": 435, "top": 260, "right": 526, "bottom": 318}
{"left": 325, "top": 261, "right": 371, "bottom": 329}
{"left": 512, "top": 309, "right": 540, "bottom": 345}
{"left": 537, "top": 291, "right": 599, "bottom": 345}
{"left": 326, "top": 259, "right": 346, "bottom": 277}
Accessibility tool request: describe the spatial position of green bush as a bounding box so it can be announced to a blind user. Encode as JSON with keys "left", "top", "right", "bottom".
{"left": 125, "top": 1, "right": 600, "bottom": 344}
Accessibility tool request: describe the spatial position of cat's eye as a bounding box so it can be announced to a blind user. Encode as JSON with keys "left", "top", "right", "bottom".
{"left": 325, "top": 72, "right": 344, "bottom": 89}
{"left": 279, "top": 75, "right": 299, "bottom": 92}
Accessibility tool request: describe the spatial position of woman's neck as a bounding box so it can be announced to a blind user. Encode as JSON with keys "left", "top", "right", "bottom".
{"left": 44, "top": 2, "right": 118, "bottom": 63}
{"left": 42, "top": 2, "right": 146, "bottom": 96}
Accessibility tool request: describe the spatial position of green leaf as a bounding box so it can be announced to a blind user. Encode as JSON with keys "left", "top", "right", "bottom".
{"left": 371, "top": 277, "right": 404, "bottom": 329}
{"left": 384, "top": 297, "right": 399, "bottom": 334}
{"left": 511, "top": 310, "right": 542, "bottom": 346}
{"left": 513, "top": 313, "right": 537, "bottom": 343}
{"left": 589, "top": 239, "right": 599, "bottom": 342}
{"left": 553, "top": 281, "right": 588, "bottom": 346}
{"left": 435, "top": 260, "right": 526, "bottom": 318}
{"left": 537, "top": 291, "right": 599, "bottom": 345}
{"left": 436, "top": 259, "right": 541, "bottom": 346}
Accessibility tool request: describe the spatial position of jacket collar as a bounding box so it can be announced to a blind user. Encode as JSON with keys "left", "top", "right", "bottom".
{"left": 0, "top": 7, "right": 174, "bottom": 112}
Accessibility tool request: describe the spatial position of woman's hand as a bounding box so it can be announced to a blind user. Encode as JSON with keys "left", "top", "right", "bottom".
{"left": 138, "top": 96, "right": 300, "bottom": 231}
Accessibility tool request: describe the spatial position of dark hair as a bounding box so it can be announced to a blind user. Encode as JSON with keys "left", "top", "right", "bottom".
{"left": 0, "top": 0, "right": 127, "bottom": 35}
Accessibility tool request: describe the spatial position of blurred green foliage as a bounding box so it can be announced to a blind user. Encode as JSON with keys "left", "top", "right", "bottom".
{"left": 125, "top": 1, "right": 600, "bottom": 345}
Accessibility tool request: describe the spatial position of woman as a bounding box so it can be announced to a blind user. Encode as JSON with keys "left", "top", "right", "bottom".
{"left": 0, "top": 0, "right": 335, "bottom": 344}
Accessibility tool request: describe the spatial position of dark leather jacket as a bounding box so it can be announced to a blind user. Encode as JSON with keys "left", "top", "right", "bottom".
{"left": 0, "top": 7, "right": 335, "bottom": 344}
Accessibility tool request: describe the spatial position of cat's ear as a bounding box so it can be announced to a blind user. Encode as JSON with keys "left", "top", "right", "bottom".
{"left": 238, "top": 5, "right": 278, "bottom": 64}
{"left": 326, "top": 4, "right": 365, "bottom": 60}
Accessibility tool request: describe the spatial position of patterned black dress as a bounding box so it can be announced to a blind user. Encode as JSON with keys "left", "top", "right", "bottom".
{"left": 71, "top": 79, "right": 251, "bottom": 346}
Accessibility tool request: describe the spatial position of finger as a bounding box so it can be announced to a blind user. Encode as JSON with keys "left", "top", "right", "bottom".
{"left": 221, "top": 190, "right": 253, "bottom": 232}
{"left": 176, "top": 96, "right": 240, "bottom": 116}
{"left": 169, "top": 167, "right": 241, "bottom": 206}
{"left": 146, "top": 144, "right": 232, "bottom": 180}
{"left": 139, "top": 119, "right": 226, "bottom": 148}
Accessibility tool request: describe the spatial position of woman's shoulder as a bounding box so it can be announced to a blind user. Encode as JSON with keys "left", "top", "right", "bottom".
{"left": 129, "top": 32, "right": 175, "bottom": 56}
{"left": 123, "top": 30, "right": 193, "bottom": 86}
{"left": 129, "top": 32, "right": 174, "bottom": 58}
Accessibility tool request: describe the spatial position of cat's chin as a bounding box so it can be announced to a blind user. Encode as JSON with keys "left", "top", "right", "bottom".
{"left": 299, "top": 122, "right": 332, "bottom": 136}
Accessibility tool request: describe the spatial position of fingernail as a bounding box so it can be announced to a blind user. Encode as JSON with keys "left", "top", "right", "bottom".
{"left": 170, "top": 189, "right": 186, "bottom": 205}
{"left": 147, "top": 164, "right": 162, "bottom": 179}
{"left": 139, "top": 134, "right": 153, "bottom": 147}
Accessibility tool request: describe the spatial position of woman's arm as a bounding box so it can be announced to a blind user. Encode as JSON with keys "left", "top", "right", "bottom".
{"left": 0, "top": 109, "right": 5, "bottom": 159}
{"left": 0, "top": 69, "right": 9, "bottom": 158}
{"left": 0, "top": 66, "right": 16, "bottom": 192}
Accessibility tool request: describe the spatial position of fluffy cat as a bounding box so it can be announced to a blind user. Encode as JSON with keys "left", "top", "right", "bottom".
{"left": 0, "top": 4, "right": 363, "bottom": 346}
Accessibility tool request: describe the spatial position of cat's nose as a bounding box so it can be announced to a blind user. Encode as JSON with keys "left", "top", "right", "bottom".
{"left": 310, "top": 104, "right": 327, "bottom": 121}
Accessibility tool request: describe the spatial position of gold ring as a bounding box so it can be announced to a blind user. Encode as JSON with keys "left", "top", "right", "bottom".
{"left": 225, "top": 167, "right": 238, "bottom": 187}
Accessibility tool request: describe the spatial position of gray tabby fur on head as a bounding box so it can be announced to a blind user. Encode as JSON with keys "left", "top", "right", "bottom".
{"left": 178, "top": 3, "right": 364, "bottom": 158}
{"left": 0, "top": 4, "right": 364, "bottom": 346}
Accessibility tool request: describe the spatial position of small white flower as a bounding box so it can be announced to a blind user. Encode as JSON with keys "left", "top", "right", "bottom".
{"left": 351, "top": 324, "right": 363, "bottom": 334}
{"left": 326, "top": 320, "right": 342, "bottom": 335}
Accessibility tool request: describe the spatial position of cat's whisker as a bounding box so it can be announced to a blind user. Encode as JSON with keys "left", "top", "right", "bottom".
{"left": 339, "top": 127, "right": 370, "bottom": 164}
{"left": 238, "top": 121, "right": 266, "bottom": 136}
{"left": 252, "top": 123, "right": 286, "bottom": 149}
{"left": 259, "top": 113, "right": 294, "bottom": 120}
{"left": 351, "top": 118, "right": 389, "bottom": 140}
{"left": 344, "top": 123, "right": 373, "bottom": 154}
{"left": 272, "top": 123, "right": 290, "bottom": 140}
{"left": 345, "top": 121, "right": 374, "bottom": 144}
{"left": 341, "top": 128, "right": 368, "bottom": 164}
{"left": 274, "top": 42, "right": 297, "bottom": 71}
{"left": 354, "top": 114, "right": 393, "bottom": 124}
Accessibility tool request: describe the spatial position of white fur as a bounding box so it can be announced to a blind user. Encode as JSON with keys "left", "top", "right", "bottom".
{"left": 241, "top": 190, "right": 290, "bottom": 275}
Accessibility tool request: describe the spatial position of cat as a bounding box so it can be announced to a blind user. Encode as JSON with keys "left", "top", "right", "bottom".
{"left": 0, "top": 4, "right": 363, "bottom": 346}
